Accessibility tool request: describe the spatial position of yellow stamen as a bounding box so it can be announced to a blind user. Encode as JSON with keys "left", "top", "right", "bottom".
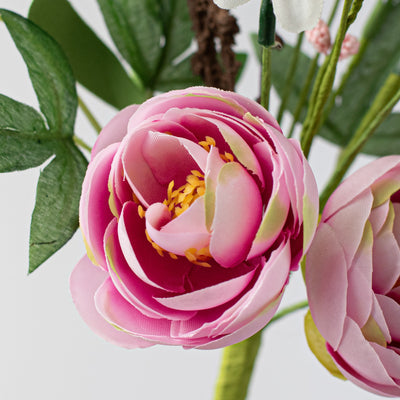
{"left": 137, "top": 205, "right": 146, "bottom": 218}
{"left": 220, "top": 152, "right": 234, "bottom": 163}
{"left": 185, "top": 248, "right": 198, "bottom": 263}
{"left": 198, "top": 136, "right": 216, "bottom": 152}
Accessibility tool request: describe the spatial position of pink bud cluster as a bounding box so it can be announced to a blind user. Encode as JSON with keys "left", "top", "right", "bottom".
{"left": 305, "top": 19, "right": 360, "bottom": 61}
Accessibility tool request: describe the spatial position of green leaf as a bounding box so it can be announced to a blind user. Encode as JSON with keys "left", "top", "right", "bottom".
{"left": 235, "top": 53, "right": 248, "bottom": 84}
{"left": 251, "top": 33, "right": 313, "bottom": 121}
{"left": 97, "top": 0, "right": 195, "bottom": 91}
{"left": 319, "top": 0, "right": 400, "bottom": 154}
{"left": 362, "top": 113, "right": 400, "bottom": 156}
{"left": 1, "top": 8, "right": 77, "bottom": 134}
{"left": 156, "top": 55, "right": 202, "bottom": 91}
{"left": 1, "top": 9, "right": 88, "bottom": 272}
{"left": 28, "top": 0, "right": 148, "bottom": 109}
{"left": 29, "top": 142, "right": 87, "bottom": 273}
{"left": 0, "top": 94, "right": 53, "bottom": 172}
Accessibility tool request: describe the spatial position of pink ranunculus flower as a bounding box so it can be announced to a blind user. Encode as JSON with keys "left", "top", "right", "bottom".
{"left": 305, "top": 19, "right": 331, "bottom": 55}
{"left": 71, "top": 86, "right": 318, "bottom": 349}
{"left": 306, "top": 156, "right": 400, "bottom": 396}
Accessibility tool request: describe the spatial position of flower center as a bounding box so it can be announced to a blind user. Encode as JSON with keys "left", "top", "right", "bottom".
{"left": 138, "top": 170, "right": 212, "bottom": 267}
{"left": 163, "top": 170, "right": 205, "bottom": 219}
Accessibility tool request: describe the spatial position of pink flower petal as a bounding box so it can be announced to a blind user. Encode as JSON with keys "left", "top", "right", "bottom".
{"left": 346, "top": 221, "right": 373, "bottom": 327}
{"left": 371, "top": 342, "right": 400, "bottom": 380}
{"left": 204, "top": 146, "right": 225, "bottom": 230}
{"left": 104, "top": 218, "right": 196, "bottom": 321}
{"left": 195, "top": 293, "right": 282, "bottom": 350}
{"left": 216, "top": 241, "right": 291, "bottom": 336}
{"left": 145, "top": 198, "right": 211, "bottom": 256}
{"left": 92, "top": 105, "right": 138, "bottom": 159}
{"left": 329, "top": 346, "right": 400, "bottom": 397}
{"left": 201, "top": 116, "right": 265, "bottom": 187}
{"left": 177, "top": 242, "right": 289, "bottom": 341}
{"left": 325, "top": 189, "right": 374, "bottom": 267}
{"left": 336, "top": 316, "right": 395, "bottom": 386}
{"left": 376, "top": 294, "right": 400, "bottom": 343}
{"left": 155, "top": 268, "right": 256, "bottom": 311}
{"left": 372, "top": 207, "right": 400, "bottom": 294}
{"left": 80, "top": 144, "right": 118, "bottom": 268}
{"left": 70, "top": 255, "right": 153, "bottom": 348}
{"left": 94, "top": 278, "right": 172, "bottom": 342}
{"left": 393, "top": 202, "right": 400, "bottom": 247}
{"left": 306, "top": 223, "right": 347, "bottom": 350}
{"left": 210, "top": 162, "right": 262, "bottom": 267}
{"left": 122, "top": 130, "right": 204, "bottom": 207}
{"left": 248, "top": 177, "right": 290, "bottom": 259}
{"left": 118, "top": 201, "right": 192, "bottom": 293}
{"left": 324, "top": 156, "right": 400, "bottom": 217}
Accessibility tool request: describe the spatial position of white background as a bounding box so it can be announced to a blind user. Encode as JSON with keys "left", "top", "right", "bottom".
{"left": 0, "top": 1, "right": 392, "bottom": 399}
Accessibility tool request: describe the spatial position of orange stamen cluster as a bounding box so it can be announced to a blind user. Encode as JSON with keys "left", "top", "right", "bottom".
{"left": 184, "top": 247, "right": 212, "bottom": 268}
{"left": 163, "top": 170, "right": 206, "bottom": 219}
{"left": 198, "top": 135, "right": 234, "bottom": 162}
{"left": 144, "top": 228, "right": 177, "bottom": 260}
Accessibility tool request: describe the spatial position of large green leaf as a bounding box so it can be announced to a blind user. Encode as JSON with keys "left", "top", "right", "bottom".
{"left": 0, "top": 95, "right": 53, "bottom": 172}
{"left": 97, "top": 0, "right": 196, "bottom": 91}
{"left": 0, "top": 9, "right": 88, "bottom": 272}
{"left": 319, "top": 0, "right": 400, "bottom": 155}
{"left": 29, "top": 0, "right": 148, "bottom": 109}
{"left": 29, "top": 142, "right": 87, "bottom": 273}
{"left": 2, "top": 8, "right": 77, "bottom": 134}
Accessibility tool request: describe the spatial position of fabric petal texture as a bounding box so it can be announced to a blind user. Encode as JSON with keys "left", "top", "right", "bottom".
{"left": 72, "top": 86, "right": 318, "bottom": 349}
{"left": 306, "top": 156, "right": 400, "bottom": 396}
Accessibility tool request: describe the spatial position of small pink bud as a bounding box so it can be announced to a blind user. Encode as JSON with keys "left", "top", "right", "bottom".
{"left": 339, "top": 34, "right": 360, "bottom": 61}
{"left": 305, "top": 19, "right": 331, "bottom": 55}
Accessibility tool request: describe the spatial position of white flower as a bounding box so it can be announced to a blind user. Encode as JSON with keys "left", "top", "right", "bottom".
{"left": 214, "top": 0, "right": 323, "bottom": 33}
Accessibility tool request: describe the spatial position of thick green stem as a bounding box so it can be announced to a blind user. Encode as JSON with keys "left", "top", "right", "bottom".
{"left": 213, "top": 331, "right": 262, "bottom": 400}
{"left": 300, "top": 0, "right": 355, "bottom": 157}
{"left": 276, "top": 32, "right": 304, "bottom": 124}
{"left": 320, "top": 74, "right": 400, "bottom": 208}
{"left": 78, "top": 97, "right": 102, "bottom": 134}
{"left": 260, "top": 46, "right": 272, "bottom": 109}
{"left": 73, "top": 135, "right": 92, "bottom": 152}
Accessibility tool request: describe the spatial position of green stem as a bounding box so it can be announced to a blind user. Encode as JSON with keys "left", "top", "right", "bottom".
{"left": 327, "top": 0, "right": 341, "bottom": 26}
{"left": 260, "top": 46, "right": 272, "bottom": 109}
{"left": 276, "top": 32, "right": 304, "bottom": 124}
{"left": 78, "top": 97, "right": 102, "bottom": 134}
{"left": 320, "top": 74, "right": 400, "bottom": 208}
{"left": 73, "top": 135, "right": 92, "bottom": 152}
{"left": 287, "top": 55, "right": 319, "bottom": 138}
{"left": 300, "top": 0, "right": 354, "bottom": 157}
{"left": 266, "top": 300, "right": 309, "bottom": 327}
{"left": 213, "top": 300, "right": 308, "bottom": 400}
{"left": 286, "top": 0, "right": 340, "bottom": 138}
{"left": 213, "top": 331, "right": 262, "bottom": 400}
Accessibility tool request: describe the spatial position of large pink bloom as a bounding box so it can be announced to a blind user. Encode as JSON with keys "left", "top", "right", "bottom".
{"left": 306, "top": 156, "right": 400, "bottom": 396}
{"left": 71, "top": 86, "right": 318, "bottom": 349}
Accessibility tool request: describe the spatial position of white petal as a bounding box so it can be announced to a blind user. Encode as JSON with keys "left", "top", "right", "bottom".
{"left": 213, "top": 0, "right": 251, "bottom": 9}
{"left": 272, "top": 0, "right": 323, "bottom": 33}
